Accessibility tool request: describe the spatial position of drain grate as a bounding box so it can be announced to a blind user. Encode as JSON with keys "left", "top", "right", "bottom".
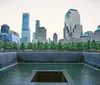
{"left": 31, "top": 71, "right": 68, "bottom": 82}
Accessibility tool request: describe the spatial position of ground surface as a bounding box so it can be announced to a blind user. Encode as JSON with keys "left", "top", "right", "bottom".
{"left": 0, "top": 63, "right": 100, "bottom": 85}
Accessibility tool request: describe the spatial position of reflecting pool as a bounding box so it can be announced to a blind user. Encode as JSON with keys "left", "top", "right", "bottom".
{"left": 0, "top": 63, "right": 100, "bottom": 85}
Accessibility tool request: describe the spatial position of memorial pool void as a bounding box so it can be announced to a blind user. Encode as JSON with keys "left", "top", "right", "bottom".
{"left": 31, "top": 70, "right": 68, "bottom": 82}
{"left": 0, "top": 63, "right": 100, "bottom": 85}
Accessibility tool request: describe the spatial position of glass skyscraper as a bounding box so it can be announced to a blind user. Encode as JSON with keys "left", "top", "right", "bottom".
{"left": 64, "top": 9, "right": 83, "bottom": 40}
{"left": 21, "top": 13, "right": 30, "bottom": 44}
{"left": 1, "top": 24, "right": 10, "bottom": 34}
{"left": 53, "top": 33, "right": 58, "bottom": 43}
{"left": 36, "top": 20, "right": 40, "bottom": 32}
{"left": 37, "top": 27, "right": 47, "bottom": 43}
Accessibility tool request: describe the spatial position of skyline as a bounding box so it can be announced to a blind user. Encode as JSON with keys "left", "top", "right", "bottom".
{"left": 0, "top": 0, "right": 100, "bottom": 41}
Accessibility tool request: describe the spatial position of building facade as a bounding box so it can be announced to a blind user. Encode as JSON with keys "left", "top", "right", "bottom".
{"left": 53, "top": 33, "right": 58, "bottom": 43}
{"left": 79, "top": 33, "right": 91, "bottom": 42}
{"left": 0, "top": 24, "right": 20, "bottom": 44}
{"left": 79, "top": 31, "right": 93, "bottom": 42}
{"left": 36, "top": 20, "right": 40, "bottom": 32}
{"left": 92, "top": 25, "right": 100, "bottom": 41}
{"left": 37, "top": 27, "right": 47, "bottom": 43}
{"left": 32, "top": 33, "right": 37, "bottom": 43}
{"left": 1, "top": 24, "right": 10, "bottom": 34}
{"left": 21, "top": 13, "right": 30, "bottom": 44}
{"left": 0, "top": 33, "right": 20, "bottom": 44}
{"left": 10, "top": 30, "right": 19, "bottom": 37}
{"left": 64, "top": 9, "right": 83, "bottom": 40}
{"left": 48, "top": 38, "right": 51, "bottom": 43}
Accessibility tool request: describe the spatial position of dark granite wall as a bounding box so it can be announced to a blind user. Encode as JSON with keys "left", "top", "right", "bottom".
{"left": 0, "top": 52, "right": 17, "bottom": 69}
{"left": 18, "top": 52, "right": 100, "bottom": 68}
{"left": 0, "top": 52, "right": 100, "bottom": 70}
{"left": 83, "top": 52, "right": 100, "bottom": 68}
{"left": 17, "top": 52, "right": 83, "bottom": 63}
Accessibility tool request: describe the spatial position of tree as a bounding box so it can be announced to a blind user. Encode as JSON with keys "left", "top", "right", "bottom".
{"left": 0, "top": 41, "right": 3, "bottom": 50}
{"left": 76, "top": 42, "right": 83, "bottom": 51}
{"left": 57, "top": 42, "right": 63, "bottom": 51}
{"left": 27, "top": 42, "right": 33, "bottom": 50}
{"left": 63, "top": 43, "right": 69, "bottom": 51}
{"left": 50, "top": 41, "right": 57, "bottom": 50}
{"left": 3, "top": 42, "right": 8, "bottom": 50}
{"left": 69, "top": 42, "right": 76, "bottom": 51}
{"left": 3, "top": 41, "right": 13, "bottom": 50}
{"left": 86, "top": 40, "right": 91, "bottom": 50}
{"left": 82, "top": 42, "right": 87, "bottom": 51}
{"left": 12, "top": 42, "right": 19, "bottom": 50}
{"left": 48, "top": 43, "right": 52, "bottom": 50}
{"left": 97, "top": 41, "right": 100, "bottom": 51}
{"left": 90, "top": 40, "right": 97, "bottom": 50}
{"left": 36, "top": 41, "right": 44, "bottom": 50}
{"left": 32, "top": 43, "right": 37, "bottom": 50}
{"left": 40, "top": 42, "right": 44, "bottom": 50}
{"left": 8, "top": 42, "right": 13, "bottom": 50}
{"left": 44, "top": 42, "right": 49, "bottom": 50}
{"left": 20, "top": 42, "right": 26, "bottom": 50}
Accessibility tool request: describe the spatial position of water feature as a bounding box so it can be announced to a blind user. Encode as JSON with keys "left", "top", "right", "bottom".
{"left": 31, "top": 70, "right": 68, "bottom": 82}
{"left": 0, "top": 63, "right": 100, "bottom": 85}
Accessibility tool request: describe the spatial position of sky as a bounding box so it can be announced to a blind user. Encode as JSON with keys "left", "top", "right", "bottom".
{"left": 0, "top": 0, "right": 100, "bottom": 41}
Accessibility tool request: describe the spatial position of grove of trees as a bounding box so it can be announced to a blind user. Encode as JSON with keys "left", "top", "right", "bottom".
{"left": 0, "top": 40, "right": 100, "bottom": 52}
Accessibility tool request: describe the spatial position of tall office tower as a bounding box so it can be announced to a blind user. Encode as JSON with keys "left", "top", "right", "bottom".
{"left": 64, "top": 9, "right": 83, "bottom": 40}
{"left": 36, "top": 20, "right": 40, "bottom": 32}
{"left": 48, "top": 38, "right": 51, "bottom": 43}
{"left": 1, "top": 24, "right": 10, "bottom": 34}
{"left": 0, "top": 24, "right": 20, "bottom": 44}
{"left": 32, "top": 33, "right": 37, "bottom": 43}
{"left": 21, "top": 13, "right": 30, "bottom": 44}
{"left": 37, "top": 27, "right": 47, "bottom": 43}
{"left": 53, "top": 33, "right": 58, "bottom": 43}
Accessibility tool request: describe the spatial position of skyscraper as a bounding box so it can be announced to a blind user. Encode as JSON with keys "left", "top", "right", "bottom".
{"left": 53, "top": 33, "right": 58, "bottom": 43}
{"left": 32, "top": 33, "right": 37, "bottom": 43}
{"left": 37, "top": 27, "right": 47, "bottom": 43}
{"left": 21, "top": 13, "right": 30, "bottom": 44}
{"left": 1, "top": 24, "right": 10, "bottom": 34}
{"left": 48, "top": 38, "right": 51, "bottom": 43}
{"left": 0, "top": 24, "right": 20, "bottom": 44}
{"left": 64, "top": 9, "right": 83, "bottom": 40}
{"left": 36, "top": 20, "right": 40, "bottom": 32}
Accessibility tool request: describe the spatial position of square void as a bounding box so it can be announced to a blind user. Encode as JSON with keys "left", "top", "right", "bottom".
{"left": 31, "top": 71, "right": 68, "bottom": 82}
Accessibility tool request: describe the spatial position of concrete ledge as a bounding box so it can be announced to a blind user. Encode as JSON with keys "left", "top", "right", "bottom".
{"left": 0, "top": 63, "right": 18, "bottom": 71}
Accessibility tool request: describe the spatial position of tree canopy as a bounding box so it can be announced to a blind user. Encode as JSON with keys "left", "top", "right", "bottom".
{"left": 0, "top": 40, "right": 100, "bottom": 52}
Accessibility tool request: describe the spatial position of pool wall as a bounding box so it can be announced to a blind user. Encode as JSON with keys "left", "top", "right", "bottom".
{"left": 0, "top": 52, "right": 17, "bottom": 69}
{"left": 0, "top": 52, "right": 100, "bottom": 70}
{"left": 83, "top": 52, "right": 100, "bottom": 69}
{"left": 17, "top": 52, "right": 83, "bottom": 63}
{"left": 17, "top": 52, "right": 100, "bottom": 69}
